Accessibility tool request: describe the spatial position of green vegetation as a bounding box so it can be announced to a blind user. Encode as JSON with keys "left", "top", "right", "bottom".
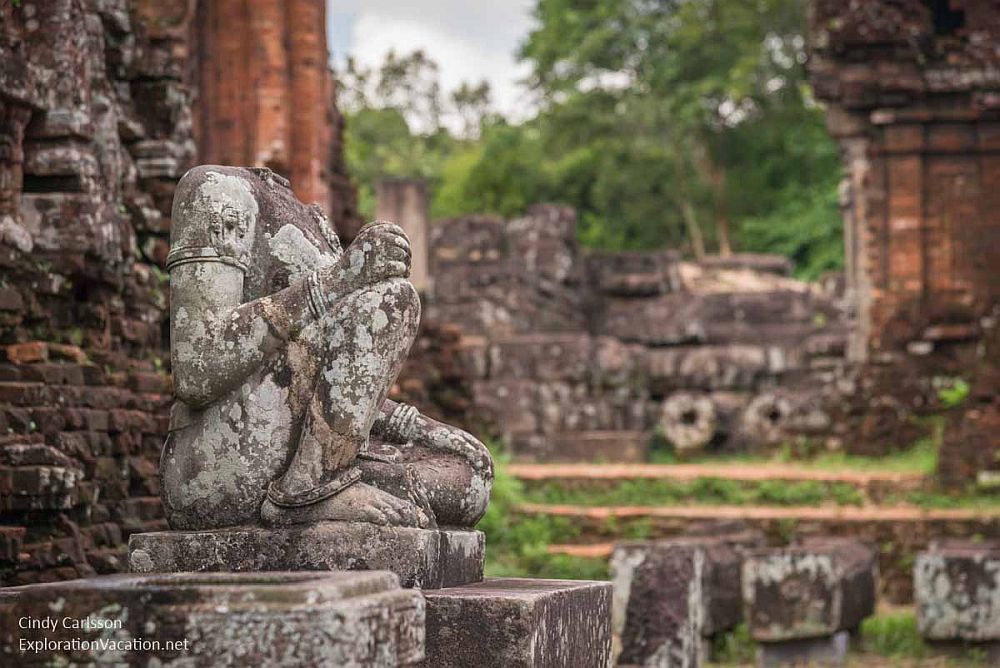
{"left": 709, "top": 623, "right": 755, "bottom": 666}
{"left": 707, "top": 612, "right": 991, "bottom": 666}
{"left": 648, "top": 435, "right": 940, "bottom": 475}
{"left": 520, "top": 477, "right": 866, "bottom": 508}
{"left": 479, "top": 454, "right": 609, "bottom": 579}
{"left": 937, "top": 377, "right": 971, "bottom": 409}
{"left": 860, "top": 610, "right": 930, "bottom": 660}
{"left": 339, "top": 0, "right": 844, "bottom": 279}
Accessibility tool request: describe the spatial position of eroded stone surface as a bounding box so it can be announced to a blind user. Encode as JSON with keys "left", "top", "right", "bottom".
{"left": 420, "top": 578, "right": 612, "bottom": 668}
{"left": 611, "top": 528, "right": 765, "bottom": 662}
{"left": 915, "top": 540, "right": 1000, "bottom": 642}
{"left": 743, "top": 538, "right": 877, "bottom": 642}
{"left": 757, "top": 631, "right": 849, "bottom": 668}
{"left": 128, "top": 523, "right": 484, "bottom": 589}
{"left": 0, "top": 571, "right": 425, "bottom": 666}
{"left": 617, "top": 542, "right": 705, "bottom": 668}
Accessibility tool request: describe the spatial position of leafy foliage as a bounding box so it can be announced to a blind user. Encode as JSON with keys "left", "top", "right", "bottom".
{"left": 338, "top": 0, "right": 845, "bottom": 278}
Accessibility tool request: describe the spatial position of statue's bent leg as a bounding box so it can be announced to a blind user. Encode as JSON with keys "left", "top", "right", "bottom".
{"left": 262, "top": 278, "right": 427, "bottom": 527}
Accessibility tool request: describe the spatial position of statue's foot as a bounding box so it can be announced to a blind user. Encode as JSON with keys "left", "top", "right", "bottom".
{"left": 260, "top": 481, "right": 431, "bottom": 528}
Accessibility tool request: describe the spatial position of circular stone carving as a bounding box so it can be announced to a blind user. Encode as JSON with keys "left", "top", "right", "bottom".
{"left": 660, "top": 393, "right": 717, "bottom": 453}
{"left": 741, "top": 393, "right": 792, "bottom": 444}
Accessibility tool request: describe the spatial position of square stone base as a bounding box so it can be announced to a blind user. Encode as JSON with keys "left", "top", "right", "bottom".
{"left": 2, "top": 571, "right": 424, "bottom": 666}
{"left": 128, "top": 522, "right": 484, "bottom": 589}
{"left": 420, "top": 578, "right": 612, "bottom": 667}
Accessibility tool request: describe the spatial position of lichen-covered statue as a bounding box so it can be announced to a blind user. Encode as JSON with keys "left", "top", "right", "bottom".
{"left": 161, "top": 165, "right": 492, "bottom": 531}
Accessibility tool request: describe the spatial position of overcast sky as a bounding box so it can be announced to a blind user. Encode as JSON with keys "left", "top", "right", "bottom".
{"left": 326, "top": 0, "right": 537, "bottom": 122}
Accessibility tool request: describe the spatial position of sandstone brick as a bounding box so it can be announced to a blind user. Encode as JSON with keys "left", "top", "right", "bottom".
{"left": 4, "top": 342, "right": 48, "bottom": 364}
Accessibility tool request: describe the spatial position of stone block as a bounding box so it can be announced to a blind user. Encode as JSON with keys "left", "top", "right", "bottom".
{"left": 129, "top": 523, "right": 484, "bottom": 589}
{"left": 915, "top": 540, "right": 1000, "bottom": 641}
{"left": 743, "top": 538, "right": 877, "bottom": 642}
{"left": 0, "top": 571, "right": 425, "bottom": 666}
{"left": 488, "top": 333, "right": 592, "bottom": 382}
{"left": 617, "top": 542, "right": 705, "bottom": 667}
{"left": 613, "top": 531, "right": 764, "bottom": 666}
{"left": 420, "top": 578, "right": 612, "bottom": 668}
{"left": 585, "top": 249, "right": 680, "bottom": 297}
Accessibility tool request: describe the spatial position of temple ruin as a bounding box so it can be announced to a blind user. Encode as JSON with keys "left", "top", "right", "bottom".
{"left": 0, "top": 0, "right": 998, "bottom": 664}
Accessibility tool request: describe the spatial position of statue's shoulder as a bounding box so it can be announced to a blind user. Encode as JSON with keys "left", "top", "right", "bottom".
{"left": 168, "top": 165, "right": 263, "bottom": 273}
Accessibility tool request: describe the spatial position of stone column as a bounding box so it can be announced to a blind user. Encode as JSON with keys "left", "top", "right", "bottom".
{"left": 376, "top": 178, "right": 431, "bottom": 292}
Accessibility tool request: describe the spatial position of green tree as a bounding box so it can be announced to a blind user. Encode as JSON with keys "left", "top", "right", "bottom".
{"left": 339, "top": 2, "right": 845, "bottom": 277}
{"left": 513, "top": 0, "right": 843, "bottom": 269}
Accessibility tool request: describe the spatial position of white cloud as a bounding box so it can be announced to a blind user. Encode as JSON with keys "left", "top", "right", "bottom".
{"left": 327, "top": 0, "right": 537, "bottom": 128}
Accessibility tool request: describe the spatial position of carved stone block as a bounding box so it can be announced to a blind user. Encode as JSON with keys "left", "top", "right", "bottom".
{"left": 0, "top": 571, "right": 424, "bottom": 666}
{"left": 420, "top": 578, "right": 612, "bottom": 668}
{"left": 128, "top": 523, "right": 484, "bottom": 589}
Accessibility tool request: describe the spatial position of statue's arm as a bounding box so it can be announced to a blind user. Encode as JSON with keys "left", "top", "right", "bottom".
{"left": 170, "top": 261, "right": 319, "bottom": 409}
{"left": 374, "top": 399, "right": 493, "bottom": 474}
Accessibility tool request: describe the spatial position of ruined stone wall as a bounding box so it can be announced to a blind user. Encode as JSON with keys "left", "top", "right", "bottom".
{"left": 424, "top": 206, "right": 853, "bottom": 461}
{"left": 0, "top": 0, "right": 360, "bottom": 584}
{"left": 809, "top": 0, "right": 1000, "bottom": 478}
{"left": 0, "top": 0, "right": 198, "bottom": 584}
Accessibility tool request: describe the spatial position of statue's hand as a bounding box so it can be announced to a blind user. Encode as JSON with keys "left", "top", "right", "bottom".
{"left": 413, "top": 416, "right": 494, "bottom": 477}
{"left": 315, "top": 222, "right": 411, "bottom": 307}
{"left": 344, "top": 222, "right": 411, "bottom": 285}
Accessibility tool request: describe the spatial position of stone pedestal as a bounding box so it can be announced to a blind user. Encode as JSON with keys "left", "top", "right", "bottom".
{"left": 420, "top": 578, "right": 612, "bottom": 667}
{"left": 915, "top": 540, "right": 1000, "bottom": 645}
{"left": 0, "top": 571, "right": 424, "bottom": 666}
{"left": 129, "top": 522, "right": 484, "bottom": 589}
{"left": 743, "top": 538, "right": 877, "bottom": 667}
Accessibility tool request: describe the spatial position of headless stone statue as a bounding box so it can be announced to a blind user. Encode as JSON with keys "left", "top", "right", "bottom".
{"left": 161, "top": 165, "right": 493, "bottom": 531}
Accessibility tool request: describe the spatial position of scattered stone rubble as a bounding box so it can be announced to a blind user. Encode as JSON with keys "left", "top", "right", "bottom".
{"left": 427, "top": 205, "right": 853, "bottom": 461}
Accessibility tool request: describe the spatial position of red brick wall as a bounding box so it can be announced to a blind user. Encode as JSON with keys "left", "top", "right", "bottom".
{"left": 193, "top": 0, "right": 360, "bottom": 236}
{"left": 0, "top": 0, "right": 359, "bottom": 584}
{"left": 809, "top": 0, "right": 1000, "bottom": 474}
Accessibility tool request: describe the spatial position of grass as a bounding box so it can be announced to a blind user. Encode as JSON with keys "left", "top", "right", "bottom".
{"left": 519, "top": 476, "right": 867, "bottom": 507}
{"left": 480, "top": 452, "right": 611, "bottom": 579}
{"left": 649, "top": 433, "right": 940, "bottom": 475}
{"left": 707, "top": 611, "right": 991, "bottom": 667}
{"left": 648, "top": 416, "right": 943, "bottom": 476}
{"left": 860, "top": 610, "right": 930, "bottom": 660}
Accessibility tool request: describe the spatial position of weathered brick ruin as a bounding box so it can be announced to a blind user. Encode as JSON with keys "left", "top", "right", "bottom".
{"left": 427, "top": 205, "right": 853, "bottom": 461}
{"left": 809, "top": 0, "right": 1000, "bottom": 480}
{"left": 0, "top": 0, "right": 997, "bottom": 600}
{"left": 0, "top": 0, "right": 357, "bottom": 585}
